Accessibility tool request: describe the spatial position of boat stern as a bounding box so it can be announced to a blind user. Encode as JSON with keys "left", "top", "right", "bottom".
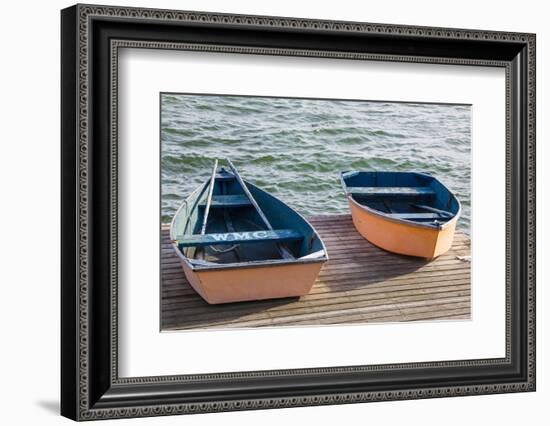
{"left": 180, "top": 259, "right": 325, "bottom": 304}
{"left": 347, "top": 197, "right": 457, "bottom": 259}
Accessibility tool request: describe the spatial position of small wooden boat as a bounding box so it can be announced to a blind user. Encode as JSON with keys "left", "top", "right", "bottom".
{"left": 340, "top": 171, "right": 461, "bottom": 258}
{"left": 170, "top": 160, "right": 328, "bottom": 304}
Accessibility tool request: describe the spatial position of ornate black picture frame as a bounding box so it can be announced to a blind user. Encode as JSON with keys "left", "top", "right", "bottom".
{"left": 61, "top": 4, "right": 536, "bottom": 421}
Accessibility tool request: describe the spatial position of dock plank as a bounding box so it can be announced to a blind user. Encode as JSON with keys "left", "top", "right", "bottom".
{"left": 160, "top": 214, "right": 470, "bottom": 330}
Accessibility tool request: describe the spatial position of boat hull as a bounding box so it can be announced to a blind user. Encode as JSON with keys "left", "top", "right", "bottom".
{"left": 170, "top": 169, "right": 327, "bottom": 304}
{"left": 347, "top": 197, "right": 457, "bottom": 259}
{"left": 180, "top": 259, "right": 323, "bottom": 304}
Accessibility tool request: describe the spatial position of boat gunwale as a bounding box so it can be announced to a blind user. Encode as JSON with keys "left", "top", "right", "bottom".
{"left": 168, "top": 175, "right": 328, "bottom": 272}
{"left": 340, "top": 171, "right": 462, "bottom": 231}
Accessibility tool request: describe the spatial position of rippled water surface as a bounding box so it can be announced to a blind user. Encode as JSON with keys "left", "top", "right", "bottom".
{"left": 161, "top": 94, "right": 471, "bottom": 233}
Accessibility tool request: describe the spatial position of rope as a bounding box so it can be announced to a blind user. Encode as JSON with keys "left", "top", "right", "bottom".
{"left": 209, "top": 244, "right": 239, "bottom": 253}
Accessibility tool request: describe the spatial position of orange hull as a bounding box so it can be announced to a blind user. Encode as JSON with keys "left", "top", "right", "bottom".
{"left": 348, "top": 198, "right": 457, "bottom": 259}
{"left": 180, "top": 260, "right": 323, "bottom": 304}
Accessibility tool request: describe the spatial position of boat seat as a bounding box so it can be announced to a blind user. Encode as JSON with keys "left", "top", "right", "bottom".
{"left": 176, "top": 229, "right": 303, "bottom": 248}
{"left": 387, "top": 213, "right": 447, "bottom": 220}
{"left": 347, "top": 186, "right": 435, "bottom": 197}
{"left": 199, "top": 194, "right": 252, "bottom": 209}
{"left": 215, "top": 173, "right": 235, "bottom": 181}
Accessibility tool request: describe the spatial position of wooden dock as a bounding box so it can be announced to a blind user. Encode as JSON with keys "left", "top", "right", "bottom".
{"left": 161, "top": 215, "right": 471, "bottom": 330}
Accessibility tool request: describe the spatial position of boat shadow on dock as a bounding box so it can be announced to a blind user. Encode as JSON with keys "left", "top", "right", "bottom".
{"left": 161, "top": 214, "right": 471, "bottom": 330}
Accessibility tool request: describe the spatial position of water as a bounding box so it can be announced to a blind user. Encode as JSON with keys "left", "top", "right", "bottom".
{"left": 161, "top": 94, "right": 471, "bottom": 233}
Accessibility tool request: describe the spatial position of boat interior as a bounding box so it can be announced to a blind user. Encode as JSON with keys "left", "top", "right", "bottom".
{"left": 341, "top": 171, "right": 460, "bottom": 227}
{"left": 172, "top": 163, "right": 325, "bottom": 265}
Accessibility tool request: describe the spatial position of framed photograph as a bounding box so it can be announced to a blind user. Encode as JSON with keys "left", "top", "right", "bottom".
{"left": 61, "top": 4, "right": 536, "bottom": 421}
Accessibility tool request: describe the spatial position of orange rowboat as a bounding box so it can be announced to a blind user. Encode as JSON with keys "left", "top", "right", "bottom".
{"left": 170, "top": 160, "right": 328, "bottom": 304}
{"left": 340, "top": 171, "right": 461, "bottom": 259}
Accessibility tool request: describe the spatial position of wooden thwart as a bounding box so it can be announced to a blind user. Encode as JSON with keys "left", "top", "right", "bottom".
{"left": 387, "top": 213, "right": 444, "bottom": 220}
{"left": 161, "top": 214, "right": 471, "bottom": 330}
{"left": 412, "top": 204, "right": 454, "bottom": 218}
{"left": 199, "top": 194, "right": 252, "bottom": 208}
{"left": 347, "top": 186, "right": 435, "bottom": 197}
{"left": 214, "top": 173, "right": 235, "bottom": 181}
{"left": 176, "top": 229, "right": 303, "bottom": 248}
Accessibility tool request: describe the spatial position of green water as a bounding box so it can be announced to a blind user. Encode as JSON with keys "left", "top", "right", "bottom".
{"left": 161, "top": 94, "right": 471, "bottom": 233}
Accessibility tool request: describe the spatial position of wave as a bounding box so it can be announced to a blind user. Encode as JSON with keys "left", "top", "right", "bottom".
{"left": 160, "top": 94, "right": 471, "bottom": 232}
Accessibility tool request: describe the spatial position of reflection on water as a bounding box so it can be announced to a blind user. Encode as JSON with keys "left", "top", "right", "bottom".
{"left": 161, "top": 94, "right": 471, "bottom": 233}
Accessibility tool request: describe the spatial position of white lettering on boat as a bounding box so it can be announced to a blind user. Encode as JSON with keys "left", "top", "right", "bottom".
{"left": 210, "top": 231, "right": 271, "bottom": 241}
{"left": 232, "top": 232, "right": 252, "bottom": 240}
{"left": 211, "top": 233, "right": 230, "bottom": 241}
